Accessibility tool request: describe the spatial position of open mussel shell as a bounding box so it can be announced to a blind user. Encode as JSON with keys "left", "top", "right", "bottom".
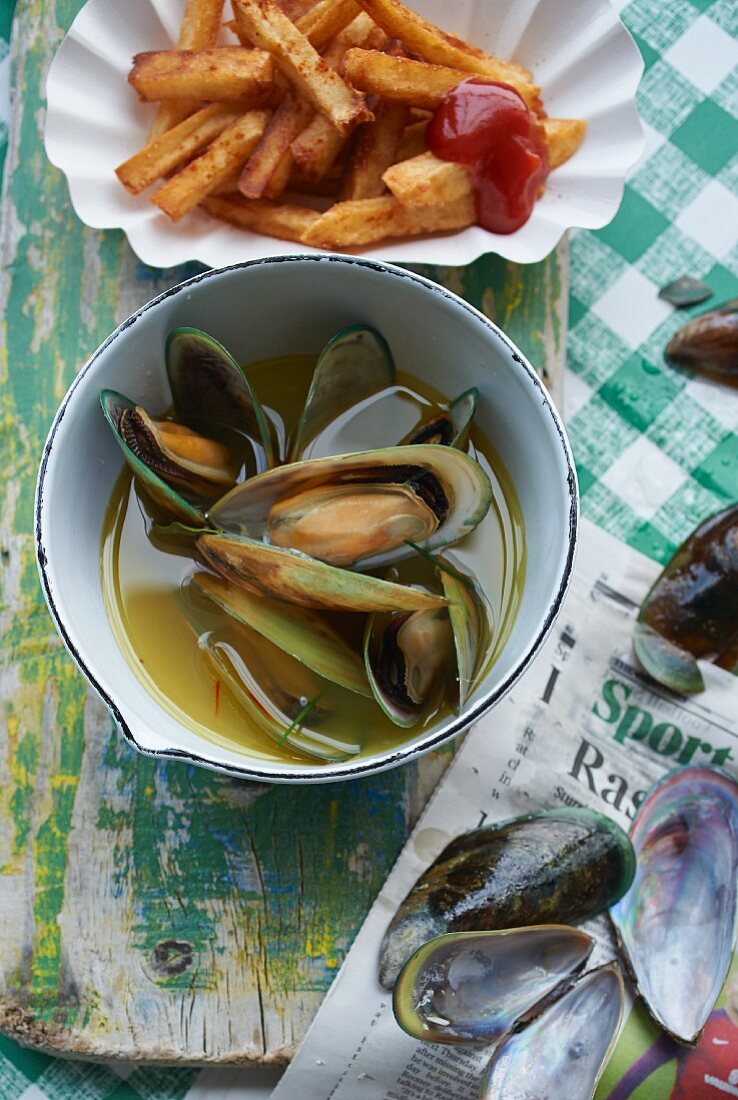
{"left": 403, "top": 388, "right": 479, "bottom": 449}
{"left": 478, "top": 963, "right": 625, "bottom": 1100}
{"left": 438, "top": 558, "right": 491, "bottom": 710}
{"left": 290, "top": 324, "right": 395, "bottom": 461}
{"left": 196, "top": 532, "right": 449, "bottom": 612}
{"left": 634, "top": 502, "right": 738, "bottom": 694}
{"left": 665, "top": 299, "right": 738, "bottom": 380}
{"left": 199, "top": 633, "right": 361, "bottom": 763}
{"left": 100, "top": 390, "right": 207, "bottom": 527}
{"left": 393, "top": 926, "right": 594, "bottom": 1045}
{"left": 379, "top": 808, "right": 635, "bottom": 989}
{"left": 363, "top": 582, "right": 455, "bottom": 728}
{"left": 166, "top": 327, "right": 276, "bottom": 469}
{"left": 208, "top": 445, "right": 492, "bottom": 571}
{"left": 610, "top": 766, "right": 738, "bottom": 1045}
{"left": 191, "top": 572, "right": 371, "bottom": 696}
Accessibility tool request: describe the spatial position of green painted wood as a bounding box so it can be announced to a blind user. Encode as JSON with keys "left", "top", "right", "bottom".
{"left": 0, "top": 0, "right": 567, "bottom": 1064}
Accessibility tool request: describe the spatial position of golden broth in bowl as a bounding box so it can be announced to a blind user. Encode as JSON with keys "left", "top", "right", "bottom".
{"left": 100, "top": 349, "right": 525, "bottom": 765}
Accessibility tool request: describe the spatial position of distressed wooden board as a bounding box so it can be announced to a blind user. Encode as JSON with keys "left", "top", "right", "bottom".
{"left": 0, "top": 0, "right": 567, "bottom": 1065}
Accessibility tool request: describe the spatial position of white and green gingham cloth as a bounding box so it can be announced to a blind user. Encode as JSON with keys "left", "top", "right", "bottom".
{"left": 0, "top": 0, "right": 737, "bottom": 1095}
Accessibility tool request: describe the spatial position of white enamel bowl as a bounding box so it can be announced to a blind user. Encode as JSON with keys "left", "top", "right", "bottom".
{"left": 44, "top": 0, "right": 645, "bottom": 266}
{"left": 36, "top": 256, "right": 577, "bottom": 783}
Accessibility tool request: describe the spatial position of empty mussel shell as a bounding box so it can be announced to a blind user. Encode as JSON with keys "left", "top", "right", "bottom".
{"left": 199, "top": 632, "right": 361, "bottom": 763}
{"left": 100, "top": 390, "right": 208, "bottom": 527}
{"left": 634, "top": 502, "right": 738, "bottom": 694}
{"left": 665, "top": 299, "right": 738, "bottom": 380}
{"left": 208, "top": 445, "right": 492, "bottom": 571}
{"left": 439, "top": 558, "right": 491, "bottom": 710}
{"left": 478, "top": 963, "right": 625, "bottom": 1100}
{"left": 196, "top": 532, "right": 448, "bottom": 612}
{"left": 393, "top": 926, "right": 594, "bottom": 1045}
{"left": 191, "top": 572, "right": 371, "bottom": 696}
{"left": 610, "top": 766, "right": 738, "bottom": 1045}
{"left": 166, "top": 327, "right": 276, "bottom": 469}
{"left": 290, "top": 324, "right": 395, "bottom": 460}
{"left": 379, "top": 808, "right": 635, "bottom": 989}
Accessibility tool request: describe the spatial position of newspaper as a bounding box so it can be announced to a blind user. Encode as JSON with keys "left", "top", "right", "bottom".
{"left": 272, "top": 517, "right": 738, "bottom": 1100}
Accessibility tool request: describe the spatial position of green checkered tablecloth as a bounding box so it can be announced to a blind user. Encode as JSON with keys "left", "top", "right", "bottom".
{"left": 0, "top": 0, "right": 737, "bottom": 1096}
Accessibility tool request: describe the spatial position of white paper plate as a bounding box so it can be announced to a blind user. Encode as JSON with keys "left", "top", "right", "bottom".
{"left": 44, "top": 0, "right": 645, "bottom": 268}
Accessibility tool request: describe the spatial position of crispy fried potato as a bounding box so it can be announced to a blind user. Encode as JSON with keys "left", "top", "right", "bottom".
{"left": 203, "top": 194, "right": 321, "bottom": 239}
{"left": 116, "top": 104, "right": 242, "bottom": 194}
{"left": 291, "top": 114, "right": 347, "bottom": 180}
{"left": 354, "top": 0, "right": 533, "bottom": 89}
{"left": 543, "top": 117, "right": 587, "bottom": 169}
{"left": 342, "top": 49, "right": 467, "bottom": 108}
{"left": 382, "top": 150, "right": 470, "bottom": 207}
{"left": 239, "top": 95, "right": 314, "bottom": 198}
{"left": 340, "top": 100, "right": 409, "bottom": 199}
{"left": 384, "top": 116, "right": 587, "bottom": 210}
{"left": 149, "top": 0, "right": 225, "bottom": 138}
{"left": 396, "top": 118, "right": 428, "bottom": 161}
{"left": 129, "top": 47, "right": 275, "bottom": 102}
{"left": 152, "top": 109, "right": 270, "bottom": 220}
{"left": 233, "top": 0, "right": 372, "bottom": 134}
{"left": 289, "top": 12, "right": 376, "bottom": 180}
{"left": 296, "top": 0, "right": 363, "bottom": 51}
{"left": 301, "top": 192, "right": 474, "bottom": 247}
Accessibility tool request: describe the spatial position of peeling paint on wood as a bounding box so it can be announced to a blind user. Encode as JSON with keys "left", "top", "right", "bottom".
{"left": 0, "top": 0, "right": 566, "bottom": 1064}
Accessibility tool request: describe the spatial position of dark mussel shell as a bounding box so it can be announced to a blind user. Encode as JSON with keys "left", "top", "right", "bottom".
{"left": 634, "top": 503, "right": 738, "bottom": 694}
{"left": 378, "top": 808, "right": 635, "bottom": 988}
{"left": 665, "top": 299, "right": 738, "bottom": 381}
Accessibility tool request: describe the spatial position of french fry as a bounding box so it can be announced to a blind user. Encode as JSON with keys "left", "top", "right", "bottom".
{"left": 239, "top": 95, "right": 314, "bottom": 199}
{"left": 301, "top": 192, "right": 474, "bottom": 247}
{"left": 340, "top": 100, "right": 409, "bottom": 199}
{"left": 296, "top": 0, "right": 363, "bottom": 51}
{"left": 129, "top": 48, "right": 275, "bottom": 102}
{"left": 116, "top": 104, "right": 243, "bottom": 194}
{"left": 354, "top": 0, "right": 534, "bottom": 89}
{"left": 343, "top": 49, "right": 468, "bottom": 109}
{"left": 291, "top": 113, "right": 348, "bottom": 180}
{"left": 203, "top": 194, "right": 321, "bottom": 239}
{"left": 233, "top": 0, "right": 372, "bottom": 135}
{"left": 396, "top": 118, "right": 428, "bottom": 161}
{"left": 384, "top": 116, "right": 587, "bottom": 209}
{"left": 149, "top": 0, "right": 225, "bottom": 139}
{"left": 543, "top": 117, "right": 587, "bottom": 169}
{"left": 382, "top": 150, "right": 470, "bottom": 207}
{"left": 152, "top": 109, "right": 270, "bottom": 220}
{"left": 289, "top": 12, "right": 376, "bottom": 180}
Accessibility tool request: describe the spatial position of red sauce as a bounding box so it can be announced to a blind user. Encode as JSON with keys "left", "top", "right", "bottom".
{"left": 427, "top": 79, "right": 549, "bottom": 235}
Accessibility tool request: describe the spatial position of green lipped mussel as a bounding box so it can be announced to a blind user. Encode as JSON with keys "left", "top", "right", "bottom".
{"left": 379, "top": 808, "right": 636, "bottom": 988}
{"left": 393, "top": 925, "right": 594, "bottom": 1045}
{"left": 634, "top": 503, "right": 738, "bottom": 694}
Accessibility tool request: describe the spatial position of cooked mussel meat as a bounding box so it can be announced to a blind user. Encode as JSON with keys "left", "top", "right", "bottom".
{"left": 209, "top": 444, "right": 492, "bottom": 571}
{"left": 403, "top": 388, "right": 479, "bottom": 449}
{"left": 634, "top": 503, "right": 738, "bottom": 693}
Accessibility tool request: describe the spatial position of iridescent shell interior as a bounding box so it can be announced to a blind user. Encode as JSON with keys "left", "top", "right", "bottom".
{"left": 610, "top": 766, "right": 738, "bottom": 1044}
{"left": 393, "top": 926, "right": 593, "bottom": 1045}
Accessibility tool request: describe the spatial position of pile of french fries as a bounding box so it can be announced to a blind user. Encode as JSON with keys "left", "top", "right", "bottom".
{"left": 116, "top": 0, "right": 587, "bottom": 249}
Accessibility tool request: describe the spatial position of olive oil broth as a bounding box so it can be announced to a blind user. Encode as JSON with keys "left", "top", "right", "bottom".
{"left": 101, "top": 355, "right": 526, "bottom": 764}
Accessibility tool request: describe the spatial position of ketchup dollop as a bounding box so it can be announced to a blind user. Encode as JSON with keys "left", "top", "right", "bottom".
{"left": 427, "top": 80, "right": 548, "bottom": 235}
